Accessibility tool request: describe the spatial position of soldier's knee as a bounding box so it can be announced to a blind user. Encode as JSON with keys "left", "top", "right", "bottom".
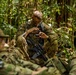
{"left": 16, "top": 36, "right": 27, "bottom": 47}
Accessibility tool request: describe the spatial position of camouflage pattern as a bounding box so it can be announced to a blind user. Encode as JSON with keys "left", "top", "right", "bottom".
{"left": 0, "top": 47, "right": 45, "bottom": 75}
{"left": 16, "top": 20, "right": 58, "bottom": 60}
{"left": 0, "top": 59, "right": 61, "bottom": 75}
{"left": 0, "top": 58, "right": 61, "bottom": 75}
{"left": 16, "top": 35, "right": 30, "bottom": 60}
{"left": 0, "top": 62, "right": 32, "bottom": 75}
{"left": 0, "top": 47, "right": 40, "bottom": 70}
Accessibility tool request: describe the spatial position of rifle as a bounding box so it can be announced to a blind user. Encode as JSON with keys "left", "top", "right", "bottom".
{"left": 26, "top": 35, "right": 48, "bottom": 61}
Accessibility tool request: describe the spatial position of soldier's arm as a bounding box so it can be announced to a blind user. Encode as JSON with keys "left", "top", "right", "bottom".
{"left": 22, "top": 27, "right": 39, "bottom": 38}
{"left": 39, "top": 23, "right": 58, "bottom": 44}
{"left": 41, "top": 23, "right": 58, "bottom": 57}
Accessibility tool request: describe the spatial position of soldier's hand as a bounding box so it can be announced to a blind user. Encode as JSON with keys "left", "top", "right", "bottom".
{"left": 38, "top": 32, "right": 49, "bottom": 39}
{"left": 27, "top": 27, "right": 39, "bottom": 34}
{"left": 23, "top": 27, "right": 39, "bottom": 38}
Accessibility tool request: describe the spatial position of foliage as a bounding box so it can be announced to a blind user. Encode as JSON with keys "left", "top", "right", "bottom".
{"left": 0, "top": 0, "right": 76, "bottom": 53}
{"left": 0, "top": 23, "right": 17, "bottom": 39}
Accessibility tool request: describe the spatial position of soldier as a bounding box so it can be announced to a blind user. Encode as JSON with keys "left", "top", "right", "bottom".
{"left": 16, "top": 10, "right": 58, "bottom": 66}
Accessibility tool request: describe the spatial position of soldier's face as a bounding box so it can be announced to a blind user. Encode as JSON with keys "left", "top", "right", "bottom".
{"left": 0, "top": 38, "right": 5, "bottom": 49}
{"left": 32, "top": 15, "right": 39, "bottom": 23}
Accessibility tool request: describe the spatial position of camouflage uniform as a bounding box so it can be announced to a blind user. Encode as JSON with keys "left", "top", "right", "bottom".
{"left": 0, "top": 47, "right": 40, "bottom": 70}
{"left": 0, "top": 47, "right": 62, "bottom": 75}
{"left": 0, "top": 63, "right": 61, "bottom": 75}
{"left": 16, "top": 19, "right": 58, "bottom": 64}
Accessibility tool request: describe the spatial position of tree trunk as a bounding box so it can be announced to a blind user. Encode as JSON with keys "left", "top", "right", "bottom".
{"left": 7, "top": 0, "right": 11, "bottom": 24}
{"left": 56, "top": 0, "right": 64, "bottom": 28}
{"left": 34, "top": 0, "right": 37, "bottom": 10}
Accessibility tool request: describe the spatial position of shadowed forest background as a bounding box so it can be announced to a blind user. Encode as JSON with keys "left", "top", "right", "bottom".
{"left": 0, "top": 0, "right": 76, "bottom": 56}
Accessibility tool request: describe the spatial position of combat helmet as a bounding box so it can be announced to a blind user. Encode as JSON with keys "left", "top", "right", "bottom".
{"left": 0, "top": 29, "right": 9, "bottom": 38}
